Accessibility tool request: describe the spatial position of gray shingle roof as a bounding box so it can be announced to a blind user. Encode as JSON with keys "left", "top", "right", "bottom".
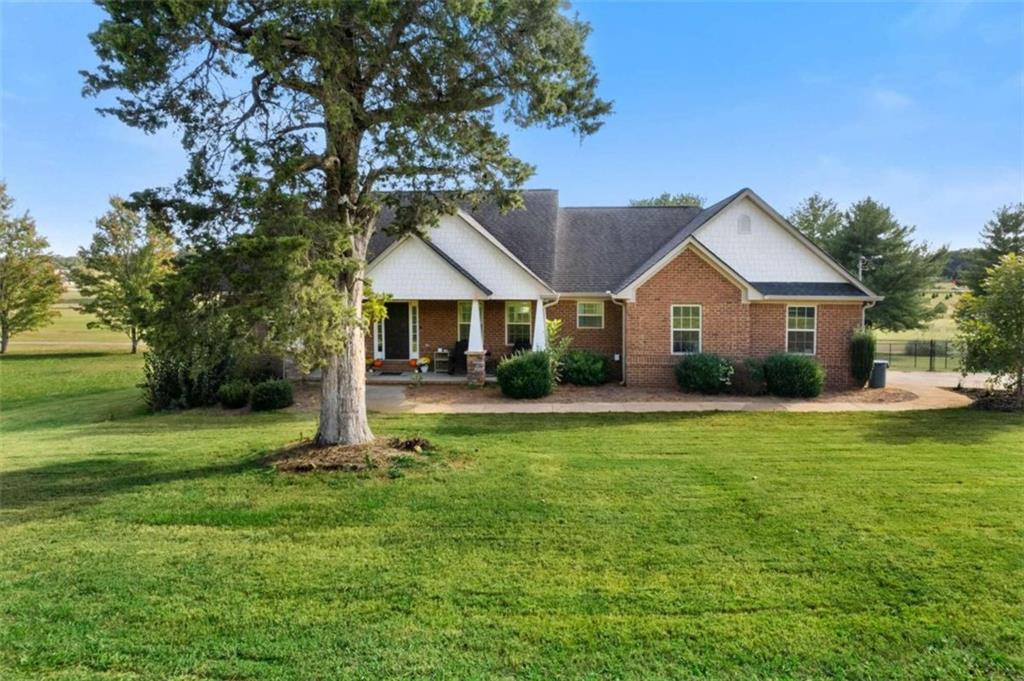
{"left": 367, "top": 189, "right": 874, "bottom": 300}
{"left": 751, "top": 282, "right": 867, "bottom": 297}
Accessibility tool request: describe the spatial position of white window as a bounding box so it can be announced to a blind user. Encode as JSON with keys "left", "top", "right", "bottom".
{"left": 671, "top": 305, "right": 701, "bottom": 354}
{"left": 576, "top": 301, "right": 604, "bottom": 329}
{"left": 458, "top": 301, "right": 484, "bottom": 342}
{"left": 409, "top": 302, "right": 419, "bottom": 357}
{"left": 374, "top": 318, "right": 385, "bottom": 359}
{"left": 786, "top": 305, "right": 816, "bottom": 355}
{"left": 505, "top": 301, "right": 532, "bottom": 346}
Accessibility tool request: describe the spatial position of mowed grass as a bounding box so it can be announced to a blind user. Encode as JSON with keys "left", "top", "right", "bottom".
{"left": 9, "top": 289, "right": 134, "bottom": 352}
{"left": 2, "top": 352, "right": 1023, "bottom": 679}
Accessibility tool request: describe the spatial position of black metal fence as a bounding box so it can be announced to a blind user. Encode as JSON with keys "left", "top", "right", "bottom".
{"left": 875, "top": 339, "right": 961, "bottom": 372}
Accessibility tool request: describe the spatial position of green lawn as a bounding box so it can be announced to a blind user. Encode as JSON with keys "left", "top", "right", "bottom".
{"left": 2, "top": 351, "right": 1023, "bottom": 680}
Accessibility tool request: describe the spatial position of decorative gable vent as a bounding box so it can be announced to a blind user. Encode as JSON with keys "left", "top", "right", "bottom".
{"left": 737, "top": 214, "right": 752, "bottom": 235}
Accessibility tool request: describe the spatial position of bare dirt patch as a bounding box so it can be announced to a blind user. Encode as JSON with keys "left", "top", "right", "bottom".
{"left": 267, "top": 437, "right": 436, "bottom": 473}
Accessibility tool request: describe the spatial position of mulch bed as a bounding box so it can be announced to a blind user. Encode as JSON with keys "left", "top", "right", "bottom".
{"left": 267, "top": 437, "right": 434, "bottom": 473}
{"left": 955, "top": 388, "right": 1023, "bottom": 412}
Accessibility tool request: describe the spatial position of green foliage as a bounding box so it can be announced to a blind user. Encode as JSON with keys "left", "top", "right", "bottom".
{"left": 850, "top": 331, "right": 876, "bottom": 386}
{"left": 71, "top": 197, "right": 174, "bottom": 353}
{"left": 250, "top": 379, "right": 294, "bottom": 411}
{"left": 143, "top": 348, "right": 230, "bottom": 411}
{"left": 231, "top": 354, "right": 282, "bottom": 384}
{"left": 496, "top": 350, "right": 553, "bottom": 399}
{"left": 544, "top": 317, "right": 573, "bottom": 383}
{"left": 629, "top": 192, "right": 704, "bottom": 208}
{"left": 963, "top": 204, "right": 1024, "bottom": 294}
{"left": 216, "top": 380, "right": 252, "bottom": 409}
{"left": 674, "top": 353, "right": 734, "bottom": 394}
{"left": 955, "top": 253, "right": 1024, "bottom": 407}
{"left": 788, "top": 193, "right": 843, "bottom": 246}
{"left": 763, "top": 353, "right": 826, "bottom": 398}
{"left": 731, "top": 357, "right": 767, "bottom": 396}
{"left": 0, "top": 183, "right": 63, "bottom": 352}
{"left": 792, "top": 195, "right": 947, "bottom": 332}
{"left": 562, "top": 349, "right": 609, "bottom": 386}
{"left": 944, "top": 247, "right": 981, "bottom": 281}
{"left": 84, "top": 2, "right": 610, "bottom": 440}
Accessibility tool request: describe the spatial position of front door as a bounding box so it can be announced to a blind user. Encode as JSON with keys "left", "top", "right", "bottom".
{"left": 384, "top": 302, "right": 409, "bottom": 359}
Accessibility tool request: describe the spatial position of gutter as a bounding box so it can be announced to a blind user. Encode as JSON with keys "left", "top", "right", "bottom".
{"left": 607, "top": 291, "right": 627, "bottom": 386}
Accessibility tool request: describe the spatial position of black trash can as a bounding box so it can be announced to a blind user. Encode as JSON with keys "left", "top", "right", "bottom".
{"left": 869, "top": 360, "right": 888, "bottom": 389}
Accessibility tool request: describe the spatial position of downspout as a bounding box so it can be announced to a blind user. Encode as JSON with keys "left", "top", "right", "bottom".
{"left": 862, "top": 301, "right": 876, "bottom": 331}
{"left": 608, "top": 292, "right": 627, "bottom": 386}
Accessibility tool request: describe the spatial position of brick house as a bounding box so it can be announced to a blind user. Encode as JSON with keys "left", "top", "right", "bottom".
{"left": 365, "top": 188, "right": 880, "bottom": 390}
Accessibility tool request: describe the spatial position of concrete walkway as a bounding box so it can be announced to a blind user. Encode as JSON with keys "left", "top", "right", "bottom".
{"left": 366, "top": 371, "right": 989, "bottom": 414}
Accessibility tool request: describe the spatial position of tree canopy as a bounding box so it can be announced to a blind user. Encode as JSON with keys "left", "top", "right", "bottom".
{"left": 0, "top": 183, "right": 63, "bottom": 353}
{"left": 963, "top": 203, "right": 1023, "bottom": 294}
{"left": 86, "top": 0, "right": 611, "bottom": 444}
{"left": 629, "top": 192, "right": 704, "bottom": 208}
{"left": 789, "top": 194, "right": 946, "bottom": 331}
{"left": 71, "top": 197, "right": 175, "bottom": 353}
{"left": 955, "top": 253, "right": 1024, "bottom": 408}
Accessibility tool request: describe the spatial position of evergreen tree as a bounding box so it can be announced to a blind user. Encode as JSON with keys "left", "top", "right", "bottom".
{"left": 0, "top": 183, "right": 63, "bottom": 353}
{"left": 788, "top": 193, "right": 843, "bottom": 252}
{"left": 964, "top": 203, "right": 1024, "bottom": 293}
{"left": 831, "top": 198, "right": 947, "bottom": 331}
{"left": 71, "top": 197, "right": 175, "bottom": 353}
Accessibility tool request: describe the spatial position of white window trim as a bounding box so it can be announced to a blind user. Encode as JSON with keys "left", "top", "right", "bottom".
{"left": 373, "top": 318, "right": 385, "bottom": 360}
{"left": 576, "top": 300, "right": 605, "bottom": 329}
{"left": 457, "top": 300, "right": 484, "bottom": 342}
{"left": 785, "top": 304, "right": 817, "bottom": 356}
{"left": 670, "top": 304, "right": 702, "bottom": 355}
{"left": 505, "top": 300, "right": 532, "bottom": 346}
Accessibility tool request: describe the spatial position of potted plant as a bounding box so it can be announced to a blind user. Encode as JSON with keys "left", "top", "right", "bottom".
{"left": 372, "top": 358, "right": 384, "bottom": 369}
{"left": 417, "top": 357, "right": 431, "bottom": 373}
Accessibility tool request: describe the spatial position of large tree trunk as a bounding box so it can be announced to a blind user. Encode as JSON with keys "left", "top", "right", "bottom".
{"left": 315, "top": 275, "right": 373, "bottom": 446}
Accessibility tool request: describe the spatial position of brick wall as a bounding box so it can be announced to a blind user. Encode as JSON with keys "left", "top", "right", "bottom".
{"left": 625, "top": 247, "right": 863, "bottom": 390}
{"left": 546, "top": 299, "right": 624, "bottom": 380}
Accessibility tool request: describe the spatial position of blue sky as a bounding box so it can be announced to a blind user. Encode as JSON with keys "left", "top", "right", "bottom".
{"left": 2, "top": 1, "right": 1021, "bottom": 254}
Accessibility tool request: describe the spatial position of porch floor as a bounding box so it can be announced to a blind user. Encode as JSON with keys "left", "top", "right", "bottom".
{"left": 367, "top": 370, "right": 496, "bottom": 385}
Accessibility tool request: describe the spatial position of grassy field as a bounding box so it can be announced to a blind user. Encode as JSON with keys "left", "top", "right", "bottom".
{"left": 879, "top": 282, "right": 963, "bottom": 342}
{"left": 2, "top": 345, "right": 1023, "bottom": 678}
{"left": 9, "top": 289, "right": 134, "bottom": 353}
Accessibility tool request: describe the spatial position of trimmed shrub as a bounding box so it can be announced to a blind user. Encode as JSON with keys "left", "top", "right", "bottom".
{"left": 850, "top": 331, "right": 876, "bottom": 386}
{"left": 232, "top": 353, "right": 281, "bottom": 383}
{"left": 143, "top": 349, "right": 231, "bottom": 411}
{"left": 674, "top": 353, "right": 734, "bottom": 394}
{"left": 250, "top": 379, "right": 294, "bottom": 411}
{"left": 562, "top": 349, "right": 609, "bottom": 386}
{"left": 763, "top": 353, "right": 825, "bottom": 398}
{"left": 496, "top": 350, "right": 553, "bottom": 399}
{"left": 732, "top": 358, "right": 767, "bottom": 396}
{"left": 217, "top": 380, "right": 252, "bottom": 409}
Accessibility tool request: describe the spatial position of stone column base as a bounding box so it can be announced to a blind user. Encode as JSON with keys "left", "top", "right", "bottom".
{"left": 466, "top": 351, "right": 486, "bottom": 387}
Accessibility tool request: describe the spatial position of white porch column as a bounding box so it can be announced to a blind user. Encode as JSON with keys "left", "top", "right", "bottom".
{"left": 531, "top": 298, "right": 547, "bottom": 351}
{"left": 466, "top": 299, "right": 486, "bottom": 387}
{"left": 468, "top": 299, "right": 484, "bottom": 353}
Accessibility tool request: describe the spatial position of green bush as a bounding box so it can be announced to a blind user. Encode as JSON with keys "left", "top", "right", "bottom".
{"left": 562, "top": 349, "right": 609, "bottom": 386}
{"left": 763, "top": 353, "right": 826, "bottom": 398}
{"left": 674, "top": 353, "right": 734, "bottom": 394}
{"left": 732, "top": 358, "right": 767, "bottom": 396}
{"left": 217, "top": 380, "right": 252, "bottom": 409}
{"left": 850, "top": 331, "right": 876, "bottom": 386}
{"left": 231, "top": 353, "right": 281, "bottom": 383}
{"left": 496, "top": 351, "right": 553, "bottom": 399}
{"left": 143, "top": 349, "right": 231, "bottom": 411}
{"left": 250, "top": 379, "right": 294, "bottom": 411}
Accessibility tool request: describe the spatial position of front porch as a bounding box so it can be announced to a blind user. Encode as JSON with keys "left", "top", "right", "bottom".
{"left": 369, "top": 298, "right": 550, "bottom": 385}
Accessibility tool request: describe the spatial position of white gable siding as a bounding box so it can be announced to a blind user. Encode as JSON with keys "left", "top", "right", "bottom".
{"left": 427, "top": 214, "right": 549, "bottom": 298}
{"left": 696, "top": 197, "right": 846, "bottom": 283}
{"left": 367, "top": 237, "right": 485, "bottom": 300}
